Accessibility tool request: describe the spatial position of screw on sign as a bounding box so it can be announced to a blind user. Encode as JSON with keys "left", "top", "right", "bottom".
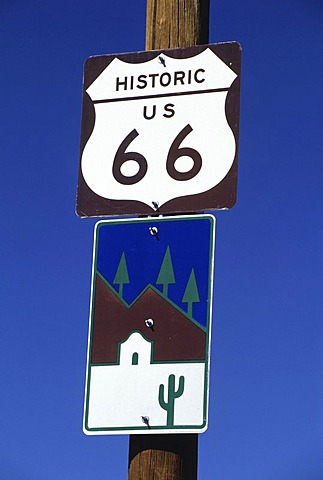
{"left": 76, "top": 42, "right": 241, "bottom": 217}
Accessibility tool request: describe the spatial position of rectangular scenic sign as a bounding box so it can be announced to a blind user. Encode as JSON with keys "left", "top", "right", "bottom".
{"left": 83, "top": 214, "right": 216, "bottom": 434}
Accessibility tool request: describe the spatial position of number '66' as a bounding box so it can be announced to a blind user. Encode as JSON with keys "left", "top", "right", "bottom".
{"left": 112, "top": 124, "right": 202, "bottom": 185}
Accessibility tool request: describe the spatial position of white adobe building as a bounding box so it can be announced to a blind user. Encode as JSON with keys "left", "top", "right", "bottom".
{"left": 85, "top": 331, "right": 206, "bottom": 434}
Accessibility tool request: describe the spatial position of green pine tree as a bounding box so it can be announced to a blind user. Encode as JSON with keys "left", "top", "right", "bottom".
{"left": 113, "top": 251, "right": 129, "bottom": 299}
{"left": 182, "top": 268, "right": 200, "bottom": 318}
{"left": 156, "top": 246, "right": 175, "bottom": 297}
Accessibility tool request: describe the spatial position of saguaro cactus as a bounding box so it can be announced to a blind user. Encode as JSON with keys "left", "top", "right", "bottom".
{"left": 158, "top": 374, "right": 185, "bottom": 427}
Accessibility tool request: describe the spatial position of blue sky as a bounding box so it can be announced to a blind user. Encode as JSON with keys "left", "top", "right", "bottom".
{"left": 1, "top": 1, "right": 322, "bottom": 479}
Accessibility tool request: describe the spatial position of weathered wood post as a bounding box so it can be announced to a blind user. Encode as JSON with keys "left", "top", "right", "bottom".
{"left": 128, "top": 1, "right": 210, "bottom": 478}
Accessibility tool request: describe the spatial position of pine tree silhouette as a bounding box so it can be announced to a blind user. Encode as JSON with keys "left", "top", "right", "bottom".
{"left": 182, "top": 268, "right": 200, "bottom": 318}
{"left": 156, "top": 246, "right": 175, "bottom": 297}
{"left": 113, "top": 251, "right": 129, "bottom": 299}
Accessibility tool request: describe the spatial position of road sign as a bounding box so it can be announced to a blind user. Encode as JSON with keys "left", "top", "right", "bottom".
{"left": 76, "top": 42, "right": 241, "bottom": 217}
{"left": 83, "top": 215, "right": 215, "bottom": 434}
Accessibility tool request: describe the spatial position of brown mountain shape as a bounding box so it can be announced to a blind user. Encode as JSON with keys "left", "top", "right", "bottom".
{"left": 91, "top": 275, "right": 206, "bottom": 364}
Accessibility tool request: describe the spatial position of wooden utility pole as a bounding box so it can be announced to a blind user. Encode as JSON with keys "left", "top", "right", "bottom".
{"left": 145, "top": 0, "right": 210, "bottom": 50}
{"left": 129, "top": 434, "right": 198, "bottom": 480}
{"left": 128, "top": 1, "right": 210, "bottom": 479}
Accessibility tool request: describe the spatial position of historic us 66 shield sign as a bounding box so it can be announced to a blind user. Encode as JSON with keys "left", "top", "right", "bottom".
{"left": 76, "top": 42, "right": 241, "bottom": 217}
{"left": 83, "top": 215, "right": 215, "bottom": 434}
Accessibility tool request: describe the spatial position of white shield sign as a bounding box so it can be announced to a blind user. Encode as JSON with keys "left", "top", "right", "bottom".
{"left": 77, "top": 43, "right": 241, "bottom": 217}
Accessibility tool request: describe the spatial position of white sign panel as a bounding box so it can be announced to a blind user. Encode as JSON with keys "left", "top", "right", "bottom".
{"left": 77, "top": 43, "right": 241, "bottom": 217}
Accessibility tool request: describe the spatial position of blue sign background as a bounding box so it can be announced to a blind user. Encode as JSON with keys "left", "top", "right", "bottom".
{"left": 95, "top": 216, "right": 214, "bottom": 328}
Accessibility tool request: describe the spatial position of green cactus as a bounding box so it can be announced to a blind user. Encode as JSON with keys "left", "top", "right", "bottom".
{"left": 158, "top": 374, "right": 185, "bottom": 427}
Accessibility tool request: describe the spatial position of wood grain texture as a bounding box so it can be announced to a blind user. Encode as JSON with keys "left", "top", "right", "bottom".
{"left": 128, "top": 2, "right": 209, "bottom": 478}
{"left": 146, "top": 0, "right": 210, "bottom": 50}
{"left": 128, "top": 434, "right": 198, "bottom": 480}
